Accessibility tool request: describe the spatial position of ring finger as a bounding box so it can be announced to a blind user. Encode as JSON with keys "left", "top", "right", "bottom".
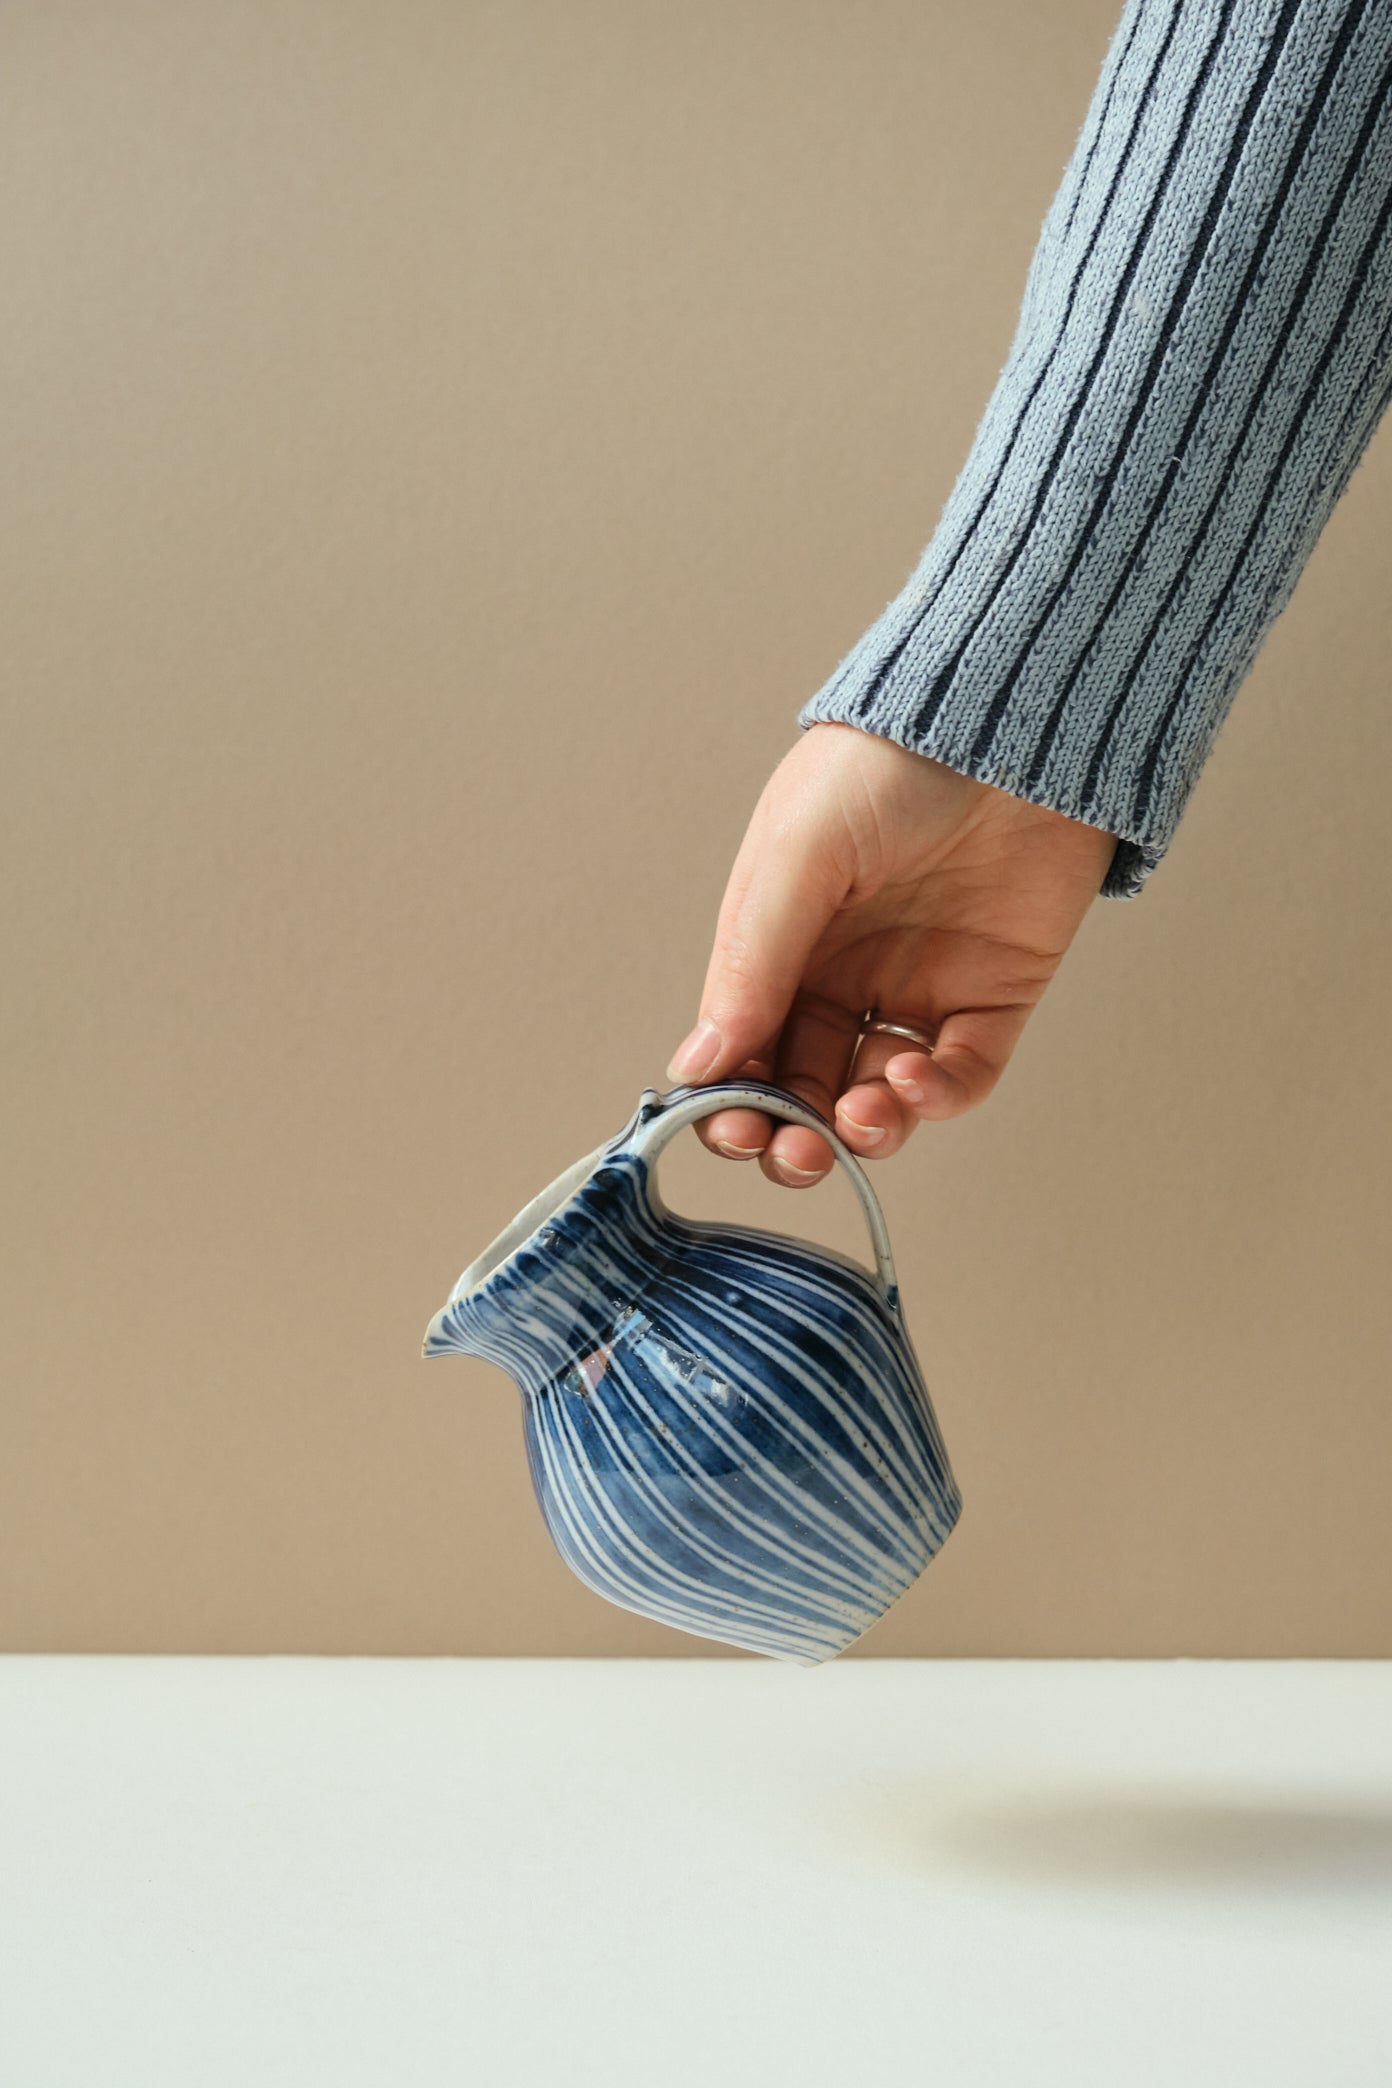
{"left": 833, "top": 1019, "right": 939, "bottom": 1160}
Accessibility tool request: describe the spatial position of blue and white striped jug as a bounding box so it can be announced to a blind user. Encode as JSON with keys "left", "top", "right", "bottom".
{"left": 421, "top": 1080, "right": 962, "bottom": 1665}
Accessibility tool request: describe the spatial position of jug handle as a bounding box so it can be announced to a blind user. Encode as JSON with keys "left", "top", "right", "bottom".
{"left": 620, "top": 1081, "right": 901, "bottom": 1311}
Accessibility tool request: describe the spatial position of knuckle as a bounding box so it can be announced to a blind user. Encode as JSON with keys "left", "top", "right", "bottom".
{"left": 713, "top": 931, "right": 760, "bottom": 989}
{"left": 944, "top": 1044, "right": 1004, "bottom": 1112}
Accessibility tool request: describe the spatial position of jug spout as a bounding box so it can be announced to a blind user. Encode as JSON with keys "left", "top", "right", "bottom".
{"left": 421, "top": 1304, "right": 465, "bottom": 1360}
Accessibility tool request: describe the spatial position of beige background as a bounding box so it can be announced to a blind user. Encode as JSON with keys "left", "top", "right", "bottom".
{"left": 3, "top": 0, "right": 1388, "bottom": 1657}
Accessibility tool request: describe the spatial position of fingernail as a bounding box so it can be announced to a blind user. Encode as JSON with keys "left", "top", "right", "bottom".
{"left": 839, "top": 1113, "right": 886, "bottom": 1146}
{"left": 773, "top": 1157, "right": 829, "bottom": 1183}
{"left": 667, "top": 1020, "right": 722, "bottom": 1082}
{"left": 714, "top": 1139, "right": 763, "bottom": 1159}
{"left": 889, "top": 1074, "right": 926, "bottom": 1107}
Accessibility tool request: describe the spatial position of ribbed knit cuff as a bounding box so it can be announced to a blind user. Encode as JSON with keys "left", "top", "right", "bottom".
{"left": 799, "top": 0, "right": 1392, "bottom": 899}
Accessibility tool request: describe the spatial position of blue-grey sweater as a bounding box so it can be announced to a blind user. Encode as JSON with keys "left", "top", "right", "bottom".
{"left": 797, "top": 0, "right": 1392, "bottom": 897}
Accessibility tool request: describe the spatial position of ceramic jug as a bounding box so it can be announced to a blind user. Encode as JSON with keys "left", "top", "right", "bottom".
{"left": 421, "top": 1080, "right": 961, "bottom": 1665}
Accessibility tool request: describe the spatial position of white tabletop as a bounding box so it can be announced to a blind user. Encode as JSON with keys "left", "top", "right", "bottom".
{"left": 1, "top": 1658, "right": 1388, "bottom": 2087}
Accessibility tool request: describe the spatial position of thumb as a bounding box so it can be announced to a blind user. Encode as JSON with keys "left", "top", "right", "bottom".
{"left": 667, "top": 801, "right": 849, "bottom": 1085}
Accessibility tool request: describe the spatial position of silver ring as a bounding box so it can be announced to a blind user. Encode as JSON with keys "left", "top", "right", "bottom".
{"left": 852, "top": 1008, "right": 936, "bottom": 1059}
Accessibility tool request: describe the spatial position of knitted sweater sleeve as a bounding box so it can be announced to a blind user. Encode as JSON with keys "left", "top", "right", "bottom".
{"left": 796, "top": 0, "right": 1392, "bottom": 898}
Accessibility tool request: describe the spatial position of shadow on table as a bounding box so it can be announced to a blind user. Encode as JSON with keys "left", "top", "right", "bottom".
{"left": 874, "top": 1789, "right": 1392, "bottom": 1900}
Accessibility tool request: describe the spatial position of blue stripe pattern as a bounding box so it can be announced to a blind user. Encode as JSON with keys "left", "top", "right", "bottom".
{"left": 797, "top": 0, "right": 1392, "bottom": 897}
{"left": 423, "top": 1143, "right": 961, "bottom": 1665}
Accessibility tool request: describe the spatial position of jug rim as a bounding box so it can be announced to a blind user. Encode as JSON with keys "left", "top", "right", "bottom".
{"left": 440, "top": 1135, "right": 615, "bottom": 1310}
{"left": 434, "top": 1088, "right": 669, "bottom": 1317}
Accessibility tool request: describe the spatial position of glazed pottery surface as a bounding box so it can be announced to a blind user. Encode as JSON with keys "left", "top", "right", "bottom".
{"left": 422, "top": 1081, "right": 961, "bottom": 1665}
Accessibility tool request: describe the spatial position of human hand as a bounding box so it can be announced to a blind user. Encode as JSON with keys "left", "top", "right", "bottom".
{"left": 665, "top": 722, "right": 1118, "bottom": 1185}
